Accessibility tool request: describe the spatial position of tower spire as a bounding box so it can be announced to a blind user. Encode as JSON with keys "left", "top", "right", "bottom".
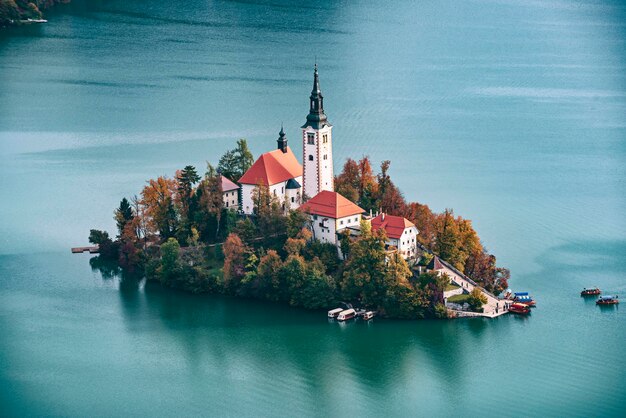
{"left": 302, "top": 63, "right": 329, "bottom": 129}
{"left": 277, "top": 123, "right": 288, "bottom": 153}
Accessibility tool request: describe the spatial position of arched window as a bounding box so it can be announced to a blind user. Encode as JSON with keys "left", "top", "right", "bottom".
{"left": 308, "top": 155, "right": 314, "bottom": 161}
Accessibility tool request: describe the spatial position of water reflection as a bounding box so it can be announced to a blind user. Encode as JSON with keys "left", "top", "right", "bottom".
{"left": 90, "top": 263, "right": 494, "bottom": 405}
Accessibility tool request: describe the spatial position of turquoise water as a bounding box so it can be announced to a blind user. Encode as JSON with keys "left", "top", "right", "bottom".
{"left": 1, "top": 0, "right": 625, "bottom": 416}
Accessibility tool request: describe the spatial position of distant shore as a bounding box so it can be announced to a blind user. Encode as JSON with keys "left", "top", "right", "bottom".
{"left": 0, "top": 0, "right": 70, "bottom": 28}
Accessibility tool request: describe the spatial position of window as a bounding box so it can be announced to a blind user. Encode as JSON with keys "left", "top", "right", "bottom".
{"left": 308, "top": 155, "right": 314, "bottom": 161}
{"left": 291, "top": 197, "right": 295, "bottom": 203}
{"left": 273, "top": 189, "right": 277, "bottom": 196}
{"left": 226, "top": 202, "right": 229, "bottom": 207}
{"left": 323, "top": 154, "right": 327, "bottom": 160}
{"left": 281, "top": 186, "right": 284, "bottom": 193}
{"left": 323, "top": 134, "right": 328, "bottom": 143}
{"left": 340, "top": 220, "right": 344, "bottom": 225}
{"left": 307, "top": 133, "right": 315, "bottom": 145}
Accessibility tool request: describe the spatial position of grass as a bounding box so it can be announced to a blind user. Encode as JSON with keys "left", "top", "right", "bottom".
{"left": 445, "top": 283, "right": 461, "bottom": 291}
{"left": 447, "top": 293, "right": 470, "bottom": 303}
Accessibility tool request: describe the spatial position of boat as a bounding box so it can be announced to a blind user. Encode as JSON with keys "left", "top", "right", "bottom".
{"left": 581, "top": 287, "right": 601, "bottom": 296}
{"left": 363, "top": 311, "right": 375, "bottom": 321}
{"left": 509, "top": 303, "right": 531, "bottom": 315}
{"left": 596, "top": 295, "right": 619, "bottom": 305}
{"left": 337, "top": 308, "right": 356, "bottom": 321}
{"left": 513, "top": 294, "right": 536, "bottom": 307}
{"left": 327, "top": 308, "right": 343, "bottom": 318}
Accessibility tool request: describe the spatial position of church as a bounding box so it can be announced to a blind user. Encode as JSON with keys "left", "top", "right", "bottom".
{"left": 239, "top": 64, "right": 335, "bottom": 214}
{"left": 238, "top": 65, "right": 418, "bottom": 260}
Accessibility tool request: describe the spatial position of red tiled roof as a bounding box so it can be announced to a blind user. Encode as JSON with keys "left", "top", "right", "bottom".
{"left": 300, "top": 191, "right": 364, "bottom": 219}
{"left": 370, "top": 213, "right": 415, "bottom": 239}
{"left": 238, "top": 147, "right": 303, "bottom": 186}
{"left": 427, "top": 255, "right": 445, "bottom": 271}
{"left": 220, "top": 175, "right": 239, "bottom": 192}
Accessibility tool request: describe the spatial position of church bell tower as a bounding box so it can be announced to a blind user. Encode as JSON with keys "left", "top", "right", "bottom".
{"left": 302, "top": 64, "right": 334, "bottom": 200}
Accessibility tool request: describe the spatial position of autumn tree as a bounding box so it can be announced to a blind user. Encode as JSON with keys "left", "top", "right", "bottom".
{"left": 334, "top": 158, "right": 360, "bottom": 203}
{"left": 217, "top": 138, "right": 254, "bottom": 181}
{"left": 334, "top": 157, "right": 378, "bottom": 211}
{"left": 434, "top": 209, "right": 465, "bottom": 271}
{"left": 252, "top": 180, "right": 285, "bottom": 240}
{"left": 222, "top": 233, "right": 248, "bottom": 290}
{"left": 196, "top": 163, "right": 224, "bottom": 242}
{"left": 404, "top": 202, "right": 436, "bottom": 249}
{"left": 141, "top": 176, "right": 178, "bottom": 239}
{"left": 254, "top": 250, "right": 284, "bottom": 300}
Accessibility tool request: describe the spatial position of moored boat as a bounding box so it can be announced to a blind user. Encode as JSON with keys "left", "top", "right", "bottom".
{"left": 513, "top": 293, "right": 536, "bottom": 307}
{"left": 327, "top": 308, "right": 343, "bottom": 318}
{"left": 363, "top": 311, "right": 375, "bottom": 321}
{"left": 581, "top": 287, "right": 601, "bottom": 296}
{"left": 509, "top": 303, "right": 531, "bottom": 315}
{"left": 596, "top": 295, "right": 619, "bottom": 305}
{"left": 337, "top": 308, "right": 356, "bottom": 321}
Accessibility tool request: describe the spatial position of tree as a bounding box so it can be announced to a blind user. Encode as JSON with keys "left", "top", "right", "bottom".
{"left": 114, "top": 197, "right": 134, "bottom": 237}
{"left": 335, "top": 158, "right": 360, "bottom": 203}
{"left": 292, "top": 269, "right": 336, "bottom": 310}
{"left": 217, "top": 138, "right": 254, "bottom": 181}
{"left": 434, "top": 209, "right": 465, "bottom": 271}
{"left": 404, "top": 202, "right": 436, "bottom": 249}
{"left": 382, "top": 283, "right": 428, "bottom": 319}
{"left": 197, "top": 164, "right": 224, "bottom": 241}
{"left": 255, "top": 250, "right": 283, "bottom": 300}
{"left": 176, "top": 166, "right": 200, "bottom": 229}
{"left": 222, "top": 233, "right": 248, "bottom": 290}
{"left": 286, "top": 209, "right": 309, "bottom": 239}
{"left": 253, "top": 180, "right": 285, "bottom": 240}
{"left": 231, "top": 218, "right": 258, "bottom": 245}
{"left": 88, "top": 229, "right": 118, "bottom": 259}
{"left": 384, "top": 252, "right": 412, "bottom": 288}
{"left": 340, "top": 221, "right": 388, "bottom": 308}
{"left": 159, "top": 238, "right": 182, "bottom": 286}
{"left": 467, "top": 287, "right": 488, "bottom": 312}
{"left": 141, "top": 176, "right": 178, "bottom": 239}
{"left": 334, "top": 157, "right": 378, "bottom": 211}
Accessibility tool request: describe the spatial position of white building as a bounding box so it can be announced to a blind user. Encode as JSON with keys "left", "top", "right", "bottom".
{"left": 220, "top": 175, "right": 240, "bottom": 210}
{"left": 302, "top": 64, "right": 334, "bottom": 199}
{"left": 370, "top": 213, "right": 419, "bottom": 260}
{"left": 238, "top": 127, "right": 303, "bottom": 215}
{"left": 299, "top": 190, "right": 364, "bottom": 257}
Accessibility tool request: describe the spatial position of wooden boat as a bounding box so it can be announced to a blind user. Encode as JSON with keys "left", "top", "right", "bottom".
{"left": 363, "top": 311, "right": 375, "bottom": 321}
{"left": 509, "top": 303, "right": 531, "bottom": 315}
{"left": 581, "top": 287, "right": 601, "bottom": 296}
{"left": 327, "top": 308, "right": 343, "bottom": 318}
{"left": 596, "top": 295, "right": 619, "bottom": 305}
{"left": 513, "top": 294, "right": 536, "bottom": 307}
{"left": 337, "top": 309, "right": 356, "bottom": 321}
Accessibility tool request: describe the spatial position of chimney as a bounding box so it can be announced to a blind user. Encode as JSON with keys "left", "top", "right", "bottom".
{"left": 382, "top": 212, "right": 385, "bottom": 221}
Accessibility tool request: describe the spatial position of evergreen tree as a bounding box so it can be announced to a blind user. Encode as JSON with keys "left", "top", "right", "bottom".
{"left": 114, "top": 197, "right": 134, "bottom": 237}
{"left": 217, "top": 138, "right": 254, "bottom": 181}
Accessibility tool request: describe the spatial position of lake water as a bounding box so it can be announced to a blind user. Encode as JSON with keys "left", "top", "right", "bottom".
{"left": 1, "top": 0, "right": 625, "bottom": 416}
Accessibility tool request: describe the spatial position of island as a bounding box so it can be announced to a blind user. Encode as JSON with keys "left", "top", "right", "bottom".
{"left": 87, "top": 65, "right": 510, "bottom": 320}
{"left": 0, "top": 0, "right": 68, "bottom": 27}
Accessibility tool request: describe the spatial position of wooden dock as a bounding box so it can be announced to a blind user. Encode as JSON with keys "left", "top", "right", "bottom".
{"left": 71, "top": 245, "right": 99, "bottom": 254}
